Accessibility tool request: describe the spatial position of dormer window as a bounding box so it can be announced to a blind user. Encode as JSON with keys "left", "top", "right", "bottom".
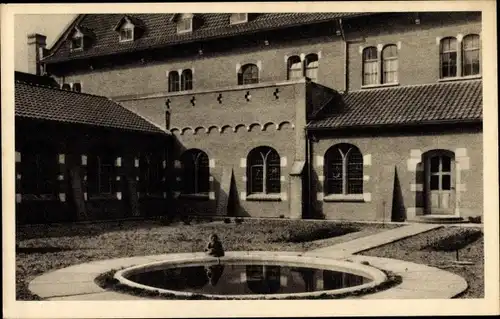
{"left": 230, "top": 13, "right": 248, "bottom": 25}
{"left": 120, "top": 27, "right": 134, "bottom": 42}
{"left": 177, "top": 14, "right": 193, "bottom": 34}
{"left": 69, "top": 26, "right": 95, "bottom": 52}
{"left": 71, "top": 37, "right": 83, "bottom": 50}
{"left": 114, "top": 16, "right": 145, "bottom": 43}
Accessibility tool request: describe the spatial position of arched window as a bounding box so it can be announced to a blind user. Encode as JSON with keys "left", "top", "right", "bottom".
{"left": 181, "top": 149, "right": 209, "bottom": 194}
{"left": 139, "top": 152, "right": 164, "bottom": 195}
{"left": 88, "top": 152, "right": 115, "bottom": 195}
{"left": 304, "top": 54, "right": 319, "bottom": 81}
{"left": 168, "top": 71, "right": 180, "bottom": 92}
{"left": 238, "top": 63, "right": 259, "bottom": 85}
{"left": 247, "top": 146, "right": 280, "bottom": 194}
{"left": 181, "top": 69, "right": 193, "bottom": 91}
{"left": 287, "top": 56, "right": 302, "bottom": 80}
{"left": 362, "top": 47, "right": 378, "bottom": 85}
{"left": 440, "top": 37, "right": 457, "bottom": 78}
{"left": 21, "top": 144, "right": 58, "bottom": 195}
{"left": 324, "top": 144, "right": 363, "bottom": 195}
{"left": 382, "top": 45, "right": 398, "bottom": 84}
{"left": 61, "top": 83, "right": 71, "bottom": 90}
{"left": 462, "top": 34, "right": 480, "bottom": 76}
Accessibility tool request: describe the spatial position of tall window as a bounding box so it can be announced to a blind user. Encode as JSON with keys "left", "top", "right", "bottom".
{"left": 168, "top": 71, "right": 180, "bottom": 92}
{"left": 181, "top": 149, "right": 209, "bottom": 194}
{"left": 324, "top": 144, "right": 363, "bottom": 195}
{"left": 247, "top": 146, "right": 280, "bottom": 194}
{"left": 440, "top": 37, "right": 457, "bottom": 78}
{"left": 139, "top": 152, "right": 163, "bottom": 195}
{"left": 238, "top": 64, "right": 259, "bottom": 85}
{"left": 88, "top": 153, "right": 115, "bottom": 195}
{"left": 181, "top": 69, "right": 193, "bottom": 91}
{"left": 304, "top": 54, "right": 319, "bottom": 81}
{"left": 462, "top": 34, "right": 480, "bottom": 76}
{"left": 287, "top": 56, "right": 302, "bottom": 80}
{"left": 362, "top": 47, "right": 378, "bottom": 85}
{"left": 21, "top": 146, "right": 57, "bottom": 195}
{"left": 382, "top": 45, "right": 398, "bottom": 84}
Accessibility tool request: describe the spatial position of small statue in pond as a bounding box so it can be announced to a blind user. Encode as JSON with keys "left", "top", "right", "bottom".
{"left": 205, "top": 234, "right": 225, "bottom": 257}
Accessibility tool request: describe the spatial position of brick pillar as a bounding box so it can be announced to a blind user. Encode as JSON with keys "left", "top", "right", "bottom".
{"left": 162, "top": 158, "right": 168, "bottom": 199}
{"left": 15, "top": 151, "right": 22, "bottom": 204}
{"left": 114, "top": 156, "right": 123, "bottom": 200}
{"left": 68, "top": 154, "right": 87, "bottom": 221}
{"left": 81, "top": 154, "right": 88, "bottom": 201}
{"left": 125, "top": 154, "right": 140, "bottom": 217}
{"left": 57, "top": 154, "right": 67, "bottom": 203}
{"left": 289, "top": 174, "right": 302, "bottom": 219}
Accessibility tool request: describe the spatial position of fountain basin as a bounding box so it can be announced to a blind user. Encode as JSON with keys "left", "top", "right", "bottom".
{"left": 114, "top": 252, "right": 387, "bottom": 299}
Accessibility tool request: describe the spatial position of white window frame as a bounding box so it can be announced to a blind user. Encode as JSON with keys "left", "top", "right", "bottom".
{"left": 230, "top": 13, "right": 248, "bottom": 25}
{"left": 119, "top": 27, "right": 134, "bottom": 42}
{"left": 177, "top": 15, "right": 193, "bottom": 34}
{"left": 324, "top": 144, "right": 363, "bottom": 196}
{"left": 70, "top": 36, "right": 83, "bottom": 51}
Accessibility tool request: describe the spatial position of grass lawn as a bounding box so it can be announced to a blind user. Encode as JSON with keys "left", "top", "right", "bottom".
{"left": 15, "top": 218, "right": 398, "bottom": 300}
{"left": 359, "top": 226, "right": 484, "bottom": 298}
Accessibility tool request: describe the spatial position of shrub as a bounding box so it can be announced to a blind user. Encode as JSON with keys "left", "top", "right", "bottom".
{"left": 468, "top": 216, "right": 482, "bottom": 224}
{"left": 235, "top": 218, "right": 243, "bottom": 224}
{"left": 223, "top": 218, "right": 231, "bottom": 224}
{"left": 422, "top": 228, "right": 483, "bottom": 252}
{"left": 268, "top": 223, "right": 358, "bottom": 243}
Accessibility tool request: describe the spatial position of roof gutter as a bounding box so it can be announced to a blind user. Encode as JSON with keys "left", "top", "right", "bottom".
{"left": 306, "top": 118, "right": 483, "bottom": 131}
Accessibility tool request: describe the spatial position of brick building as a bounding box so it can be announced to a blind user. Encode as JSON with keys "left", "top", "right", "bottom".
{"left": 17, "top": 12, "right": 483, "bottom": 224}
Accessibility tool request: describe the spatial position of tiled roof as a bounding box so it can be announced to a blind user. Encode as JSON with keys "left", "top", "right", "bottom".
{"left": 14, "top": 71, "right": 59, "bottom": 88}
{"left": 308, "top": 80, "right": 482, "bottom": 129}
{"left": 15, "top": 80, "right": 166, "bottom": 134}
{"left": 43, "top": 13, "right": 370, "bottom": 63}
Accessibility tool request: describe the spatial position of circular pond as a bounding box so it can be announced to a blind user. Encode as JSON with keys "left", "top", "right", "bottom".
{"left": 114, "top": 252, "right": 387, "bottom": 299}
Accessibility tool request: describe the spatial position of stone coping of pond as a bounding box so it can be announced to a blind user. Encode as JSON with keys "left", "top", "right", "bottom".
{"left": 112, "top": 253, "right": 387, "bottom": 300}
{"left": 29, "top": 251, "right": 468, "bottom": 300}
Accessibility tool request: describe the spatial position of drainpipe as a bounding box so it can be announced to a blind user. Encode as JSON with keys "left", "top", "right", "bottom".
{"left": 338, "top": 18, "right": 348, "bottom": 93}
{"left": 305, "top": 126, "right": 312, "bottom": 219}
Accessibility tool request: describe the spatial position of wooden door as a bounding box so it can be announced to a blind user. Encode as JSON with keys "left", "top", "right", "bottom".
{"left": 425, "top": 154, "right": 455, "bottom": 215}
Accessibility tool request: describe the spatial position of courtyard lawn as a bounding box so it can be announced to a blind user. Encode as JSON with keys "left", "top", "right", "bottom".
{"left": 360, "top": 226, "right": 484, "bottom": 298}
{"left": 15, "top": 218, "right": 398, "bottom": 300}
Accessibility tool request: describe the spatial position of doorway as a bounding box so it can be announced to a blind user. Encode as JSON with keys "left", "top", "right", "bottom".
{"left": 423, "top": 150, "right": 456, "bottom": 215}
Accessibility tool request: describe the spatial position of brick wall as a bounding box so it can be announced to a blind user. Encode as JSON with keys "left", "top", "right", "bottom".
{"left": 346, "top": 12, "right": 481, "bottom": 90}
{"left": 171, "top": 122, "right": 298, "bottom": 218}
{"left": 58, "top": 35, "right": 344, "bottom": 97}
{"left": 312, "top": 128, "right": 483, "bottom": 221}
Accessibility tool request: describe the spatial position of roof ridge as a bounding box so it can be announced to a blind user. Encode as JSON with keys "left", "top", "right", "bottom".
{"left": 15, "top": 79, "right": 113, "bottom": 100}
{"left": 347, "top": 79, "right": 482, "bottom": 94}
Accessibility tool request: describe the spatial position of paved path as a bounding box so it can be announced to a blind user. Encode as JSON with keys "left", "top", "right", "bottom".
{"left": 305, "top": 223, "right": 442, "bottom": 257}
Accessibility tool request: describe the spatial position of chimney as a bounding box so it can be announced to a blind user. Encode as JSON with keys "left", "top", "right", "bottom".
{"left": 27, "top": 33, "right": 47, "bottom": 75}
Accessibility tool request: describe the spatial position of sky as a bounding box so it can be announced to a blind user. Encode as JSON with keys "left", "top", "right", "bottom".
{"left": 14, "top": 14, "right": 76, "bottom": 72}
